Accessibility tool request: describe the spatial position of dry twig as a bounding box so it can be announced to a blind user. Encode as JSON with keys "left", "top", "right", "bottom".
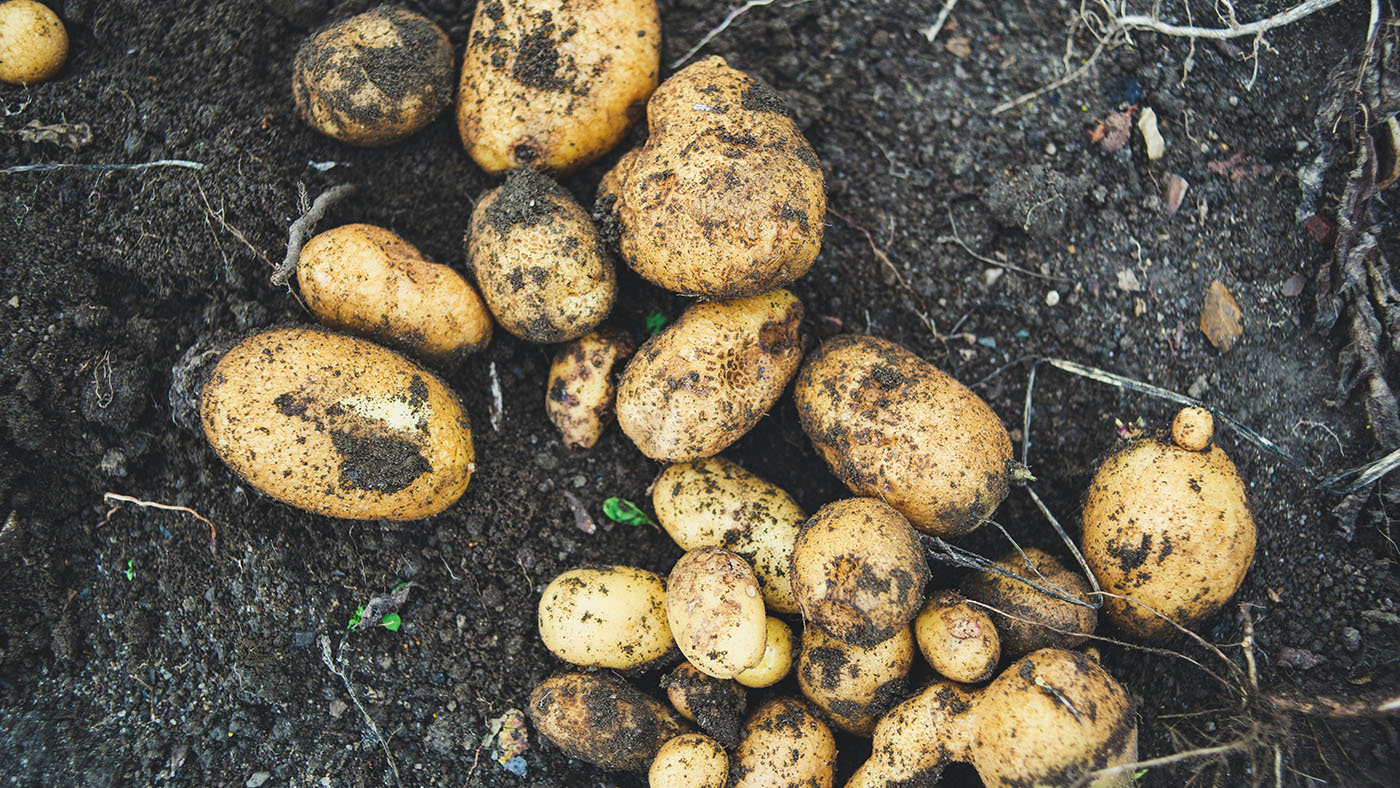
{"left": 270, "top": 183, "right": 355, "bottom": 286}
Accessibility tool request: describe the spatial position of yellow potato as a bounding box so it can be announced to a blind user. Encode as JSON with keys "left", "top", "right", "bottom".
{"left": 298, "top": 224, "right": 493, "bottom": 360}
{"left": 735, "top": 616, "right": 796, "bottom": 688}
{"left": 730, "top": 698, "right": 836, "bottom": 788}
{"left": 914, "top": 590, "right": 1000, "bottom": 683}
{"left": 649, "top": 734, "right": 729, "bottom": 788}
{"left": 200, "top": 328, "right": 473, "bottom": 520}
{"left": 537, "top": 565, "right": 672, "bottom": 670}
{"left": 456, "top": 0, "right": 661, "bottom": 173}
{"left": 529, "top": 672, "right": 689, "bottom": 772}
{"left": 545, "top": 327, "right": 636, "bottom": 448}
{"left": 846, "top": 682, "right": 976, "bottom": 788}
{"left": 666, "top": 547, "right": 767, "bottom": 679}
{"left": 795, "top": 334, "right": 1014, "bottom": 537}
{"left": 616, "top": 290, "right": 804, "bottom": 461}
{"left": 960, "top": 548, "right": 1096, "bottom": 657}
{"left": 797, "top": 624, "right": 914, "bottom": 736}
{"left": 661, "top": 661, "right": 746, "bottom": 747}
{"left": 0, "top": 0, "right": 66, "bottom": 85}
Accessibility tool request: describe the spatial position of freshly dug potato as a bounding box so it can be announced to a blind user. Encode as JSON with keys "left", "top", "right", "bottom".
{"left": 537, "top": 565, "right": 672, "bottom": 670}
{"left": 914, "top": 590, "right": 1000, "bottom": 683}
{"left": 293, "top": 7, "right": 453, "bottom": 146}
{"left": 545, "top": 327, "right": 636, "bottom": 448}
{"left": 730, "top": 698, "right": 836, "bottom": 788}
{"left": 457, "top": 0, "right": 661, "bottom": 173}
{"left": 608, "top": 57, "right": 825, "bottom": 298}
{"left": 1083, "top": 410, "right": 1257, "bottom": 639}
{"left": 529, "top": 672, "right": 688, "bottom": 772}
{"left": 653, "top": 457, "right": 804, "bottom": 613}
{"left": 298, "top": 224, "right": 492, "bottom": 360}
{"left": 960, "top": 547, "right": 1096, "bottom": 657}
{"left": 468, "top": 168, "right": 617, "bottom": 343}
{"left": 795, "top": 334, "right": 1014, "bottom": 537}
{"left": 200, "top": 328, "right": 473, "bottom": 520}
{"left": 0, "top": 0, "right": 67, "bottom": 85}
{"left": 735, "top": 616, "right": 796, "bottom": 688}
{"left": 1172, "top": 405, "right": 1214, "bottom": 452}
{"left": 661, "top": 661, "right": 746, "bottom": 747}
{"left": 650, "top": 734, "right": 729, "bottom": 788}
{"left": 797, "top": 624, "right": 914, "bottom": 736}
{"left": 666, "top": 547, "right": 767, "bottom": 678}
{"left": 616, "top": 290, "right": 804, "bottom": 461}
{"left": 790, "top": 498, "right": 929, "bottom": 646}
{"left": 846, "top": 682, "right": 976, "bottom": 788}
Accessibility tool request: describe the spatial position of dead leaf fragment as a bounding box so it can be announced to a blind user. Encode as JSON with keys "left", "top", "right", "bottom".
{"left": 1277, "top": 647, "right": 1324, "bottom": 671}
{"left": 19, "top": 120, "right": 93, "bottom": 151}
{"left": 1164, "top": 174, "right": 1189, "bottom": 214}
{"left": 1099, "top": 110, "right": 1133, "bottom": 153}
{"left": 945, "top": 36, "right": 972, "bottom": 59}
{"left": 1201, "top": 280, "right": 1244, "bottom": 352}
{"left": 1280, "top": 274, "right": 1306, "bottom": 297}
{"left": 1116, "top": 268, "right": 1142, "bottom": 293}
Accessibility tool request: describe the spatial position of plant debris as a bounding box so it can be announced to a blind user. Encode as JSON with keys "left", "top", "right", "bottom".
{"left": 348, "top": 582, "right": 416, "bottom": 632}
{"left": 1200, "top": 280, "right": 1244, "bottom": 353}
{"left": 18, "top": 120, "right": 92, "bottom": 150}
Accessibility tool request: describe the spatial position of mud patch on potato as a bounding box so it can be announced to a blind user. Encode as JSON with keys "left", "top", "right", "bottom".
{"left": 329, "top": 430, "right": 431, "bottom": 494}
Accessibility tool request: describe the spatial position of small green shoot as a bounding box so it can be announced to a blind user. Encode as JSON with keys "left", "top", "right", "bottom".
{"left": 603, "top": 497, "right": 655, "bottom": 527}
{"left": 1133, "top": 769, "right": 1149, "bottom": 783}
{"left": 124, "top": 559, "right": 135, "bottom": 582}
{"left": 644, "top": 310, "right": 668, "bottom": 335}
{"left": 347, "top": 605, "right": 365, "bottom": 631}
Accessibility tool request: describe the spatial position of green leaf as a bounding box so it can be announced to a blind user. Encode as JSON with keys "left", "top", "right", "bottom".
{"left": 347, "top": 605, "right": 364, "bottom": 631}
{"left": 603, "top": 497, "right": 655, "bottom": 527}
{"left": 644, "top": 311, "right": 668, "bottom": 335}
{"left": 1133, "top": 769, "right": 1149, "bottom": 782}
{"left": 124, "top": 559, "right": 135, "bottom": 582}
{"left": 381, "top": 613, "right": 402, "bottom": 631}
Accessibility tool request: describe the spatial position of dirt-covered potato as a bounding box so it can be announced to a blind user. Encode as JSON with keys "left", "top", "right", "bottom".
{"left": 529, "top": 672, "right": 689, "bottom": 772}
{"left": 0, "top": 0, "right": 67, "bottom": 85}
{"left": 666, "top": 547, "right": 767, "bottom": 678}
{"left": 653, "top": 457, "right": 804, "bottom": 613}
{"left": 914, "top": 590, "right": 1000, "bottom": 683}
{"left": 606, "top": 57, "right": 825, "bottom": 298}
{"left": 298, "top": 224, "right": 492, "bottom": 360}
{"left": 538, "top": 565, "right": 672, "bottom": 670}
{"left": 791, "top": 498, "right": 929, "bottom": 646}
{"left": 735, "top": 616, "right": 796, "bottom": 688}
{"left": 293, "top": 6, "right": 453, "bottom": 146}
{"left": 960, "top": 548, "right": 1096, "bottom": 657}
{"left": 200, "top": 327, "right": 473, "bottom": 520}
{"left": 545, "top": 327, "right": 635, "bottom": 448}
{"left": 468, "top": 168, "right": 617, "bottom": 343}
{"left": 1083, "top": 410, "right": 1257, "bottom": 639}
{"left": 616, "top": 290, "right": 804, "bottom": 461}
{"left": 456, "top": 0, "right": 660, "bottom": 173}
{"left": 650, "top": 733, "right": 729, "bottom": 788}
{"left": 795, "top": 334, "right": 1014, "bottom": 537}
{"left": 661, "top": 661, "right": 746, "bottom": 747}
{"left": 1171, "top": 405, "right": 1214, "bottom": 452}
{"left": 797, "top": 624, "right": 914, "bottom": 736}
{"left": 846, "top": 682, "right": 976, "bottom": 788}
{"left": 730, "top": 698, "right": 836, "bottom": 788}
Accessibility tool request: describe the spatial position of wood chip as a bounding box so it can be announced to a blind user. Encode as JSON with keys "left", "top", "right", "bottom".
{"left": 1138, "top": 108, "right": 1165, "bottom": 160}
{"left": 1200, "top": 280, "right": 1244, "bottom": 352}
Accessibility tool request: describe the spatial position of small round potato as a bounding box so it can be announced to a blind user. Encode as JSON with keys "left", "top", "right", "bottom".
{"left": 457, "top": 0, "right": 661, "bottom": 173}
{"left": 1172, "top": 406, "right": 1214, "bottom": 452}
{"left": 791, "top": 498, "right": 929, "bottom": 646}
{"left": 545, "top": 327, "right": 636, "bottom": 448}
{"left": 914, "top": 590, "right": 1000, "bottom": 683}
{"left": 730, "top": 698, "right": 836, "bottom": 788}
{"left": 666, "top": 547, "right": 767, "bottom": 679}
{"left": 650, "top": 734, "right": 729, "bottom": 788}
{"left": 200, "top": 328, "right": 473, "bottom": 520}
{"left": 529, "top": 672, "right": 689, "bottom": 772}
{"left": 298, "top": 224, "right": 493, "bottom": 360}
{"left": 960, "top": 548, "right": 1096, "bottom": 657}
{"left": 653, "top": 457, "right": 804, "bottom": 613}
{"left": 468, "top": 168, "right": 617, "bottom": 343}
{"left": 293, "top": 7, "right": 454, "bottom": 146}
{"left": 795, "top": 334, "right": 1014, "bottom": 537}
{"left": 797, "top": 624, "right": 914, "bottom": 736}
{"left": 735, "top": 616, "right": 796, "bottom": 688}
{"left": 0, "top": 0, "right": 67, "bottom": 85}
{"left": 616, "top": 290, "right": 804, "bottom": 462}
{"left": 538, "top": 565, "right": 672, "bottom": 670}
{"left": 661, "top": 661, "right": 746, "bottom": 747}
{"left": 846, "top": 682, "right": 976, "bottom": 788}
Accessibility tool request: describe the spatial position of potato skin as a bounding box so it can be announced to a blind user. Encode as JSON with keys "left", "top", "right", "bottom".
{"left": 795, "top": 334, "right": 1013, "bottom": 537}
{"left": 529, "top": 672, "right": 688, "bottom": 772}
{"left": 199, "top": 328, "right": 474, "bottom": 520}
{"left": 611, "top": 56, "right": 826, "bottom": 298}
{"left": 537, "top": 565, "right": 672, "bottom": 670}
{"left": 960, "top": 548, "right": 1096, "bottom": 657}
{"left": 797, "top": 624, "right": 914, "bottom": 736}
{"left": 666, "top": 547, "right": 767, "bottom": 679}
{"left": 653, "top": 457, "right": 804, "bottom": 613}
{"left": 468, "top": 168, "right": 617, "bottom": 343}
{"left": 846, "top": 682, "right": 976, "bottom": 788}
{"left": 915, "top": 590, "right": 1000, "bottom": 683}
{"left": 661, "top": 661, "right": 746, "bottom": 747}
{"left": 545, "top": 327, "right": 636, "bottom": 448}
{"left": 735, "top": 617, "right": 796, "bottom": 689}
{"left": 649, "top": 734, "right": 729, "bottom": 788}
{"left": 730, "top": 698, "right": 836, "bottom": 788}
{"left": 293, "top": 7, "right": 453, "bottom": 146}
{"left": 0, "top": 0, "right": 67, "bottom": 85}
{"left": 298, "top": 224, "right": 492, "bottom": 360}
{"left": 457, "top": 0, "right": 661, "bottom": 174}
{"left": 616, "top": 290, "right": 804, "bottom": 461}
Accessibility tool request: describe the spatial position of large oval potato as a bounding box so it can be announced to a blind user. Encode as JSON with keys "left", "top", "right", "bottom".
{"left": 607, "top": 57, "right": 826, "bottom": 298}
{"left": 666, "top": 547, "right": 767, "bottom": 678}
{"left": 538, "top": 565, "right": 672, "bottom": 670}
{"left": 200, "top": 328, "right": 473, "bottom": 520}
{"left": 795, "top": 334, "right": 1013, "bottom": 537}
{"left": 456, "top": 0, "right": 660, "bottom": 173}
{"left": 797, "top": 624, "right": 914, "bottom": 736}
{"left": 730, "top": 698, "right": 836, "bottom": 788}
{"left": 546, "top": 327, "right": 636, "bottom": 448}
{"left": 653, "top": 457, "right": 804, "bottom": 613}
{"left": 616, "top": 290, "right": 804, "bottom": 461}
{"left": 960, "top": 547, "right": 1096, "bottom": 657}
{"left": 529, "top": 672, "right": 688, "bottom": 772}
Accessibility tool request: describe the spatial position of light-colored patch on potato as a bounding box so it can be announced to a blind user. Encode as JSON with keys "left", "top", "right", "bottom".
{"left": 797, "top": 623, "right": 914, "bottom": 737}
{"left": 0, "top": 0, "right": 67, "bottom": 85}
{"left": 666, "top": 547, "right": 767, "bottom": 679}
{"left": 545, "top": 327, "right": 636, "bottom": 448}
{"left": 730, "top": 698, "right": 836, "bottom": 788}
{"left": 960, "top": 548, "right": 1096, "bottom": 658}
{"left": 537, "top": 565, "right": 672, "bottom": 670}
{"left": 528, "top": 672, "right": 689, "bottom": 772}
{"left": 914, "top": 590, "right": 1000, "bottom": 683}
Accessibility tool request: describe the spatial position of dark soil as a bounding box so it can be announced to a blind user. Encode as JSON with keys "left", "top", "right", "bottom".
{"left": 2, "top": 1, "right": 1397, "bottom": 786}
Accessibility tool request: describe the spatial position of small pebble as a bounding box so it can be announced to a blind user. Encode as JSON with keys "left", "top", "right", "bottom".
{"left": 1045, "top": 290, "right": 1060, "bottom": 307}
{"left": 246, "top": 772, "right": 271, "bottom": 788}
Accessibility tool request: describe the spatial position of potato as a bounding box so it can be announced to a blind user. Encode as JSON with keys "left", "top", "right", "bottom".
{"left": 914, "top": 590, "right": 1000, "bottom": 683}
{"left": 653, "top": 457, "right": 804, "bottom": 613}
{"left": 298, "top": 224, "right": 492, "bottom": 360}
{"left": 293, "top": 7, "right": 453, "bottom": 146}
{"left": 199, "top": 327, "right": 473, "bottom": 520}
{"left": 735, "top": 616, "right": 796, "bottom": 688}
{"left": 468, "top": 168, "right": 617, "bottom": 343}
{"left": 797, "top": 624, "right": 914, "bottom": 736}
{"left": 650, "top": 734, "right": 729, "bottom": 788}
{"left": 616, "top": 290, "right": 804, "bottom": 461}
{"left": 607, "top": 57, "right": 825, "bottom": 298}
{"left": 666, "top": 547, "right": 767, "bottom": 678}
{"left": 529, "top": 672, "right": 688, "bottom": 772}
{"left": 1083, "top": 410, "right": 1256, "bottom": 639}
{"left": 730, "top": 698, "right": 836, "bottom": 788}
{"left": 537, "top": 565, "right": 672, "bottom": 670}
{"left": 790, "top": 498, "right": 929, "bottom": 646}
{"left": 795, "top": 334, "right": 1014, "bottom": 537}
{"left": 1172, "top": 405, "right": 1214, "bottom": 452}
{"left": 846, "top": 682, "right": 976, "bottom": 788}
{"left": 456, "top": 0, "right": 660, "bottom": 174}
{"left": 960, "top": 548, "right": 1096, "bottom": 657}
{"left": 661, "top": 661, "right": 746, "bottom": 747}
{"left": 545, "top": 327, "right": 636, "bottom": 448}
{"left": 0, "top": 0, "right": 66, "bottom": 85}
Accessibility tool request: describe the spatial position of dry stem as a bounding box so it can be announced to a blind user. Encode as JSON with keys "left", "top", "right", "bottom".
{"left": 100, "top": 492, "right": 217, "bottom": 555}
